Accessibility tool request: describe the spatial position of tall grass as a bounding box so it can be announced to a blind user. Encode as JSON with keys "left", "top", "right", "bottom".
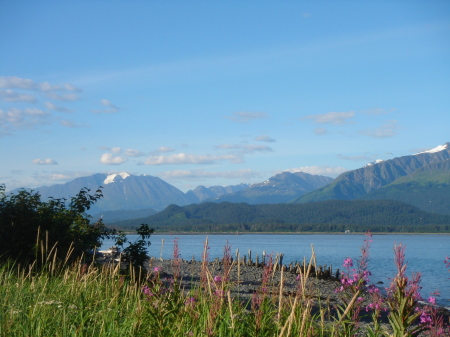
{"left": 0, "top": 234, "right": 448, "bottom": 336}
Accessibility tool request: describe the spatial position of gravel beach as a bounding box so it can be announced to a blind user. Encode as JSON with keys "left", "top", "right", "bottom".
{"left": 143, "top": 257, "right": 450, "bottom": 336}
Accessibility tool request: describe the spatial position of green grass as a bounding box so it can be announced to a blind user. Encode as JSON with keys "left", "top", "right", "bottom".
{"left": 0, "top": 241, "right": 447, "bottom": 337}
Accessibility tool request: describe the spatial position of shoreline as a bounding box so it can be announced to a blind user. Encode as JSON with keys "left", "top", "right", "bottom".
{"left": 143, "top": 257, "right": 450, "bottom": 333}
{"left": 118, "top": 231, "right": 450, "bottom": 235}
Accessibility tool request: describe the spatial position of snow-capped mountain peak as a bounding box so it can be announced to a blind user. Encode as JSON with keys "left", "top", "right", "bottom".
{"left": 414, "top": 143, "right": 449, "bottom": 155}
{"left": 104, "top": 172, "right": 131, "bottom": 184}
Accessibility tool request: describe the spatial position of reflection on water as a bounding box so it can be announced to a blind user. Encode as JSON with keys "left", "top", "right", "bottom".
{"left": 100, "top": 233, "right": 450, "bottom": 306}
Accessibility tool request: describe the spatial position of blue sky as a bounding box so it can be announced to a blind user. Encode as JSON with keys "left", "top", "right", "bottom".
{"left": 1, "top": 1, "right": 449, "bottom": 192}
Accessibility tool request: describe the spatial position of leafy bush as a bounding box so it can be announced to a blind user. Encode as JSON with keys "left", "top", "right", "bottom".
{"left": 0, "top": 184, "right": 109, "bottom": 263}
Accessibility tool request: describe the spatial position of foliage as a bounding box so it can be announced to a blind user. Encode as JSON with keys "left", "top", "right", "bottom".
{"left": 113, "top": 224, "right": 154, "bottom": 270}
{"left": 0, "top": 238, "right": 448, "bottom": 336}
{"left": 111, "top": 199, "right": 450, "bottom": 233}
{"left": 0, "top": 184, "right": 108, "bottom": 263}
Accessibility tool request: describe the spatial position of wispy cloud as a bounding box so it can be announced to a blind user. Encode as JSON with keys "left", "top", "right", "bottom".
{"left": 313, "top": 128, "right": 328, "bottom": 135}
{"left": 45, "top": 102, "right": 74, "bottom": 113}
{"left": 124, "top": 148, "right": 146, "bottom": 157}
{"left": 359, "top": 108, "right": 393, "bottom": 116}
{"left": 225, "top": 111, "right": 267, "bottom": 123}
{"left": 45, "top": 92, "right": 79, "bottom": 101}
{"left": 214, "top": 143, "right": 273, "bottom": 154}
{"left": 360, "top": 120, "right": 399, "bottom": 138}
{"left": 158, "top": 168, "right": 261, "bottom": 181}
{"left": 0, "top": 107, "right": 51, "bottom": 136}
{"left": 255, "top": 134, "right": 276, "bottom": 142}
{"left": 303, "top": 111, "right": 355, "bottom": 125}
{"left": 282, "top": 165, "right": 348, "bottom": 178}
{"left": 0, "top": 89, "right": 37, "bottom": 103}
{"left": 0, "top": 76, "right": 80, "bottom": 92}
{"left": 32, "top": 158, "right": 58, "bottom": 165}
{"left": 59, "top": 119, "right": 85, "bottom": 128}
{"left": 143, "top": 153, "right": 243, "bottom": 165}
{"left": 91, "top": 99, "right": 120, "bottom": 113}
{"left": 110, "top": 147, "right": 122, "bottom": 154}
{"left": 100, "top": 153, "right": 128, "bottom": 165}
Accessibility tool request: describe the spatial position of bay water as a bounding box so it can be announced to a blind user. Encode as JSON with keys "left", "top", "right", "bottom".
{"left": 100, "top": 233, "right": 450, "bottom": 307}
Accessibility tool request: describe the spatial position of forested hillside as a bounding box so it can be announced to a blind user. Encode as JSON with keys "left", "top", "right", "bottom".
{"left": 110, "top": 199, "right": 450, "bottom": 233}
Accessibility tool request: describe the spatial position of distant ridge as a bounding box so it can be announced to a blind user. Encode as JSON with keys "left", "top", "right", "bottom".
{"left": 12, "top": 173, "right": 194, "bottom": 214}
{"left": 110, "top": 199, "right": 450, "bottom": 233}
{"left": 208, "top": 171, "right": 333, "bottom": 204}
{"left": 359, "top": 158, "right": 450, "bottom": 214}
{"left": 293, "top": 142, "right": 450, "bottom": 204}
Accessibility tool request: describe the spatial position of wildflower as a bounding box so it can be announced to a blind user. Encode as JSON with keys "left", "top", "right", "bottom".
{"left": 153, "top": 266, "right": 162, "bottom": 273}
{"left": 213, "top": 275, "right": 222, "bottom": 283}
{"left": 214, "top": 289, "right": 224, "bottom": 298}
{"left": 428, "top": 296, "right": 436, "bottom": 305}
{"left": 185, "top": 297, "right": 196, "bottom": 305}
{"left": 142, "top": 285, "right": 154, "bottom": 297}
{"left": 343, "top": 258, "right": 353, "bottom": 268}
{"left": 420, "top": 311, "right": 432, "bottom": 324}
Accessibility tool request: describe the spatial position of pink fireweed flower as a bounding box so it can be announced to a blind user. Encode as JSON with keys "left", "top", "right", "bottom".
{"left": 428, "top": 296, "right": 436, "bottom": 305}
{"left": 420, "top": 311, "right": 432, "bottom": 324}
{"left": 185, "top": 297, "right": 196, "bottom": 305}
{"left": 213, "top": 275, "right": 222, "bottom": 283}
{"left": 142, "top": 285, "right": 154, "bottom": 297}
{"left": 343, "top": 258, "right": 353, "bottom": 268}
{"left": 214, "top": 289, "right": 224, "bottom": 298}
{"left": 153, "top": 266, "right": 162, "bottom": 273}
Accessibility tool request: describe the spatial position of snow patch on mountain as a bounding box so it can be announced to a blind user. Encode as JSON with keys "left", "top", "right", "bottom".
{"left": 414, "top": 144, "right": 448, "bottom": 155}
{"left": 365, "top": 159, "right": 384, "bottom": 167}
{"left": 104, "top": 172, "right": 131, "bottom": 184}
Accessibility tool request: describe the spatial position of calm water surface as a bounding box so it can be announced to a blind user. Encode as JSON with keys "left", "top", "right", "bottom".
{"left": 100, "top": 234, "right": 450, "bottom": 307}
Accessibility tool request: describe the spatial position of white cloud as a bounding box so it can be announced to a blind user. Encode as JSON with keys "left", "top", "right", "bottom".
{"left": 225, "top": 111, "right": 268, "bottom": 123}
{"left": 125, "top": 148, "right": 146, "bottom": 157}
{"left": 0, "top": 107, "right": 51, "bottom": 135}
{"left": 303, "top": 111, "right": 355, "bottom": 125}
{"left": 91, "top": 99, "right": 120, "bottom": 113}
{"left": 100, "top": 153, "right": 128, "bottom": 165}
{"left": 0, "top": 89, "right": 37, "bottom": 103}
{"left": 283, "top": 166, "right": 348, "bottom": 178}
{"left": 360, "top": 120, "right": 399, "bottom": 138}
{"left": 59, "top": 119, "right": 85, "bottom": 128}
{"left": 32, "top": 158, "right": 58, "bottom": 165}
{"left": 148, "top": 146, "right": 176, "bottom": 155}
{"left": 144, "top": 153, "right": 243, "bottom": 165}
{"left": 255, "top": 135, "right": 276, "bottom": 142}
{"left": 111, "top": 147, "right": 122, "bottom": 154}
{"left": 45, "top": 102, "right": 74, "bottom": 113}
{"left": 313, "top": 128, "right": 328, "bottom": 135}
{"left": 158, "top": 168, "right": 261, "bottom": 181}
{"left": 359, "top": 108, "right": 391, "bottom": 116}
{"left": 157, "top": 146, "right": 174, "bottom": 152}
{"left": 24, "top": 107, "right": 48, "bottom": 116}
{"left": 214, "top": 144, "right": 272, "bottom": 153}
{"left": 45, "top": 91, "right": 79, "bottom": 101}
{"left": 0, "top": 76, "right": 36, "bottom": 90}
{"left": 0, "top": 76, "right": 80, "bottom": 92}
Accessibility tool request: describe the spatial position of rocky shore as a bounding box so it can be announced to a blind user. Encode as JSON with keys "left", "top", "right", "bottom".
{"left": 146, "top": 256, "right": 342, "bottom": 304}
{"left": 143, "top": 257, "right": 449, "bottom": 336}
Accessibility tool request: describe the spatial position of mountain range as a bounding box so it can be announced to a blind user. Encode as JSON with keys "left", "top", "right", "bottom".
{"left": 206, "top": 171, "right": 333, "bottom": 204}
{"left": 7, "top": 142, "right": 450, "bottom": 223}
{"left": 11, "top": 170, "right": 332, "bottom": 215}
{"left": 293, "top": 142, "right": 450, "bottom": 213}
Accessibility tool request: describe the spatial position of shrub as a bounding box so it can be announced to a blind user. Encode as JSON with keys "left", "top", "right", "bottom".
{"left": 0, "top": 184, "right": 108, "bottom": 263}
